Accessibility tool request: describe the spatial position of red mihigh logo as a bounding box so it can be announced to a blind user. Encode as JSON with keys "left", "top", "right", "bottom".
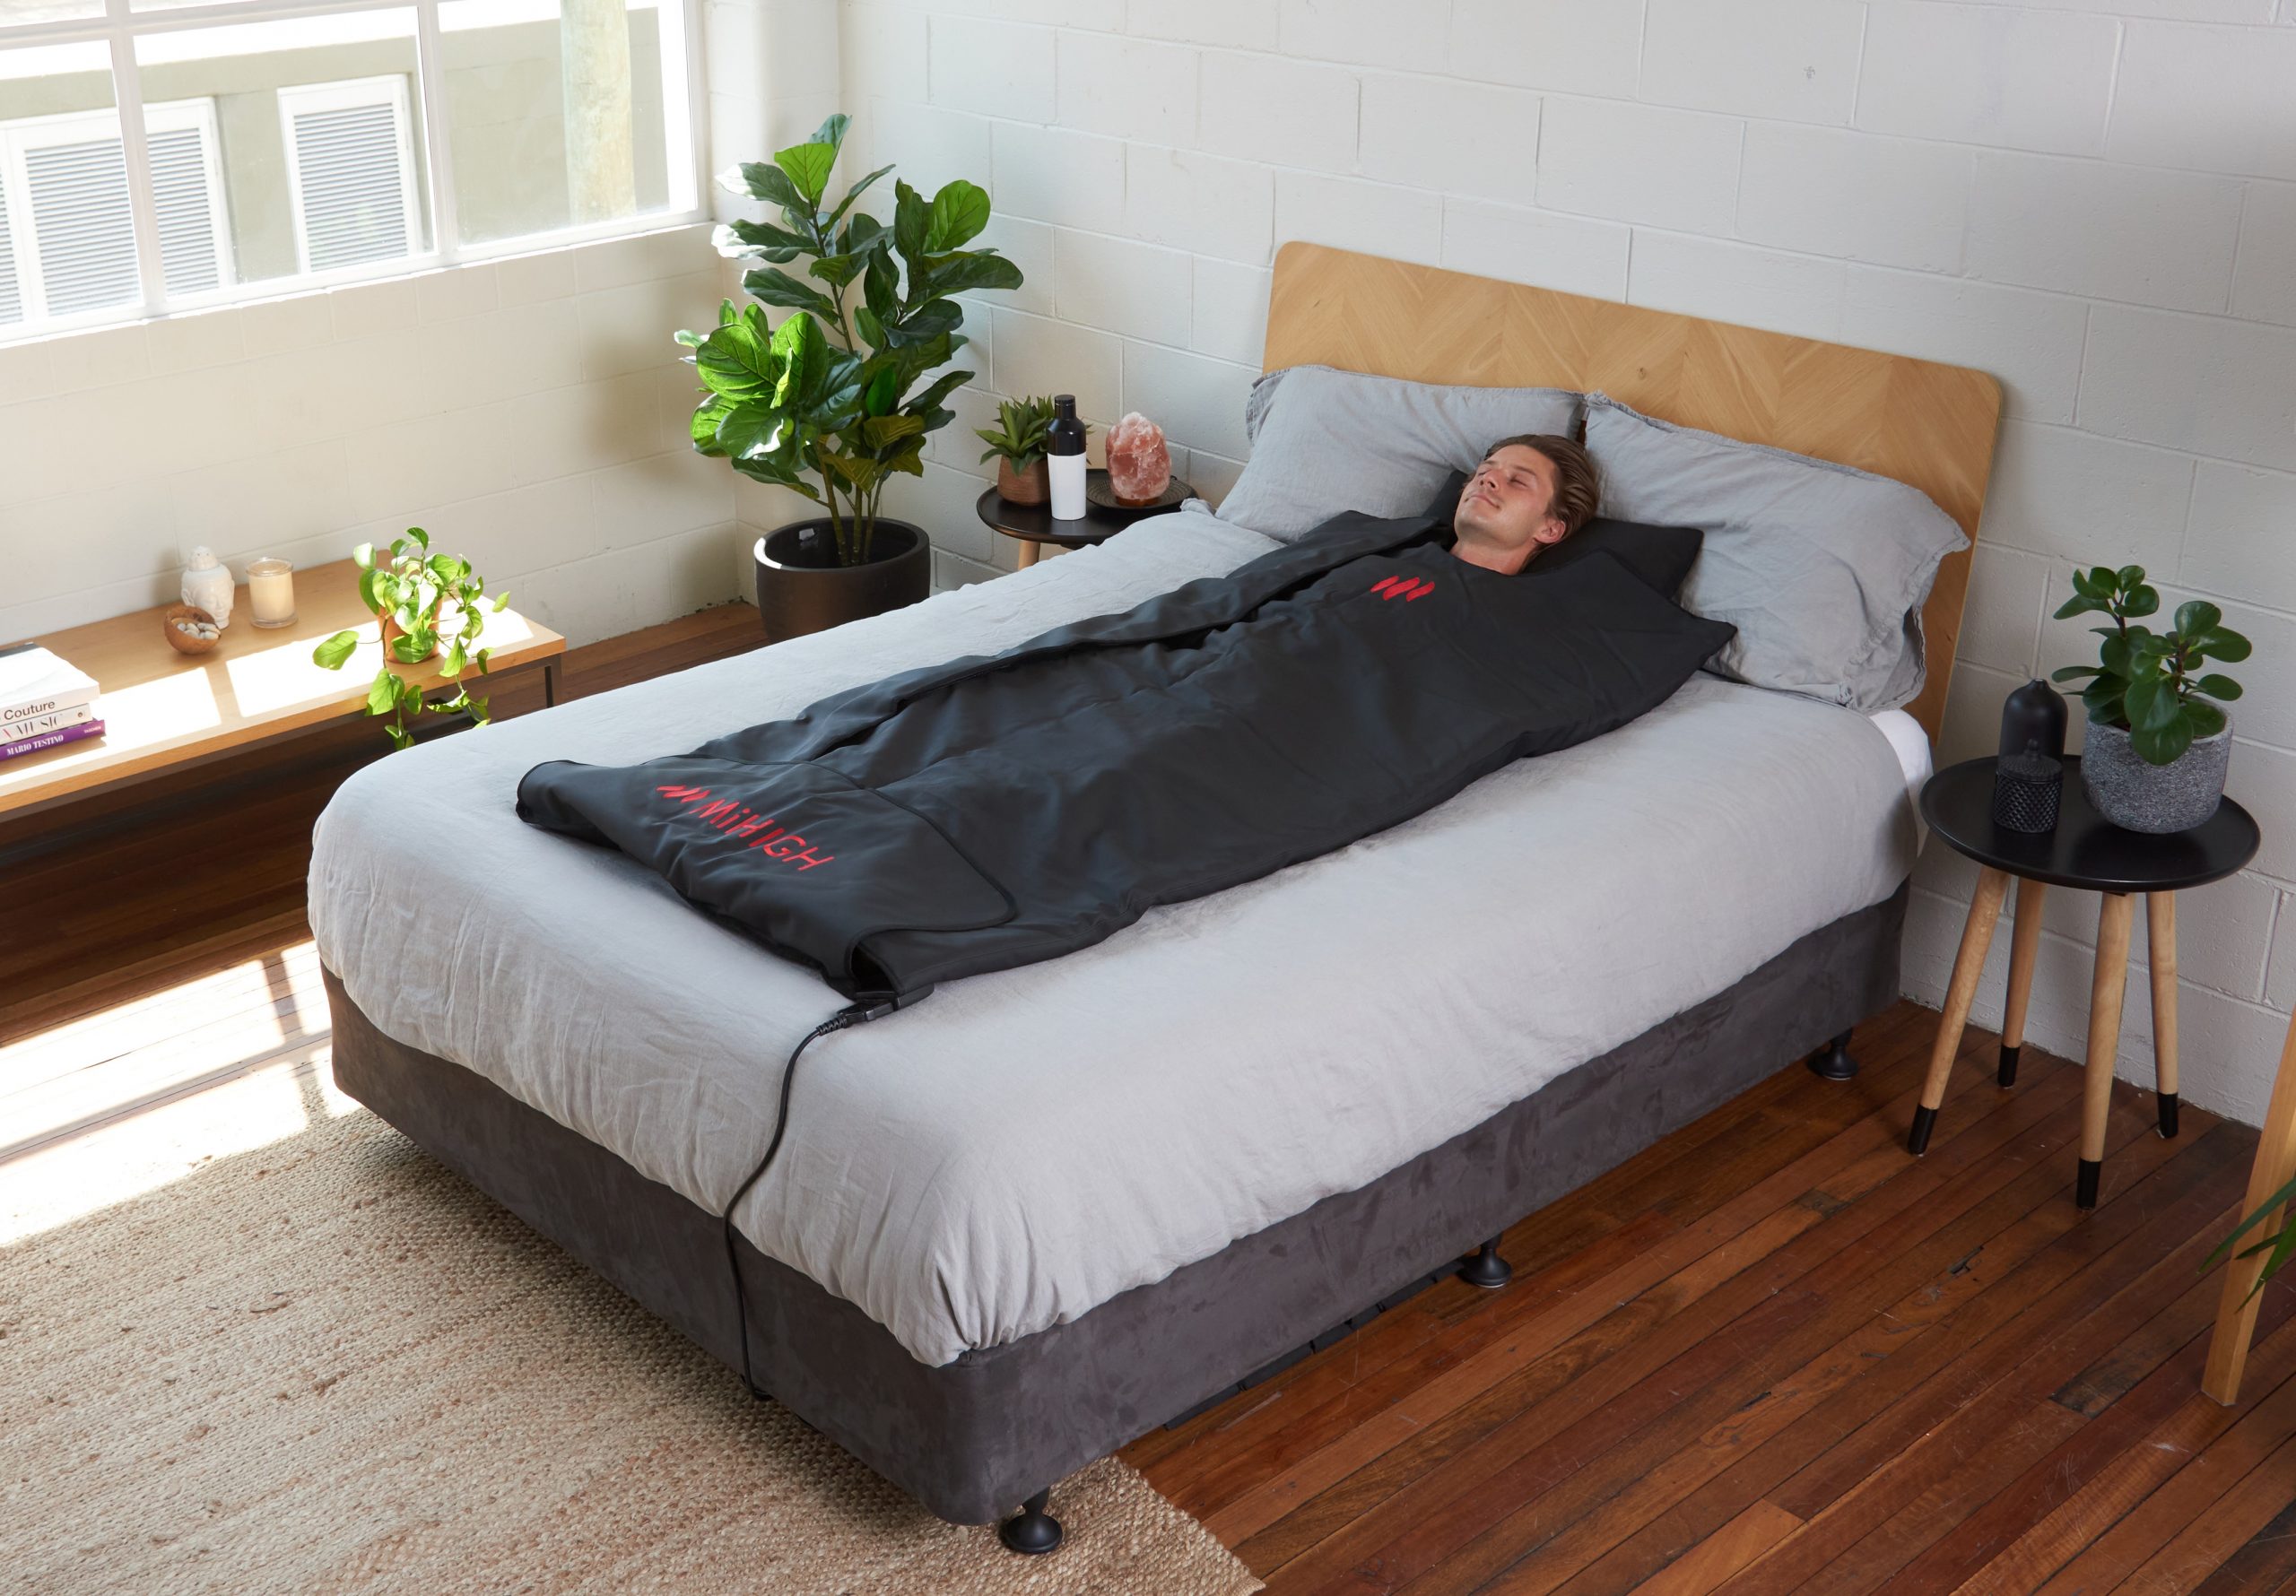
{"left": 655, "top": 785, "right": 834, "bottom": 871}
{"left": 1369, "top": 575, "right": 1435, "bottom": 602}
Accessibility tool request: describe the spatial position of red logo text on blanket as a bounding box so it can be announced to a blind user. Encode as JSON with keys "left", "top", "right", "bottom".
{"left": 655, "top": 784, "right": 835, "bottom": 871}
{"left": 1369, "top": 575, "right": 1435, "bottom": 602}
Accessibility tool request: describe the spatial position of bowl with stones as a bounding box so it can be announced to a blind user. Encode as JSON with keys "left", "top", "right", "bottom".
{"left": 164, "top": 603, "right": 222, "bottom": 655}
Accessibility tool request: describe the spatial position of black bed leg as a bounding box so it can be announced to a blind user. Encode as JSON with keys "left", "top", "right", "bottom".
{"left": 1805, "top": 1028, "right": 1858, "bottom": 1081}
{"left": 998, "top": 1488, "right": 1063, "bottom": 1556}
{"left": 1458, "top": 1236, "right": 1513, "bottom": 1289}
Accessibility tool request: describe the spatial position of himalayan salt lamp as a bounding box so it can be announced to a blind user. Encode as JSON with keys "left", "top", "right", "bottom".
{"left": 1105, "top": 412, "right": 1172, "bottom": 507}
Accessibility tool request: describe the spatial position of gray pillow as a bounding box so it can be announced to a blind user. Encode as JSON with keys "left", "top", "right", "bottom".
{"left": 1583, "top": 395, "right": 1967, "bottom": 714}
{"left": 1218, "top": 365, "right": 1582, "bottom": 540}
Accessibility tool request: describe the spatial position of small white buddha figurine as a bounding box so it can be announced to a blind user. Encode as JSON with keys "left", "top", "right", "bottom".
{"left": 181, "top": 546, "right": 235, "bottom": 629}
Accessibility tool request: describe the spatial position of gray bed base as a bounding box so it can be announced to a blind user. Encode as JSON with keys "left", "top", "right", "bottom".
{"left": 324, "top": 881, "right": 1906, "bottom": 1528}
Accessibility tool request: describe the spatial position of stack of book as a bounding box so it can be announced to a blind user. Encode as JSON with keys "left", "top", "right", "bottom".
{"left": 0, "top": 642, "right": 104, "bottom": 761}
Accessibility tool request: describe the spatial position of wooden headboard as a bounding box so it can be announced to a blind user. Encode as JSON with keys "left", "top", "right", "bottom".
{"left": 1262, "top": 243, "right": 2004, "bottom": 741}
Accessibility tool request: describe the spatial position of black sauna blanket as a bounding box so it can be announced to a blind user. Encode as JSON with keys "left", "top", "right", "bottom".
{"left": 516, "top": 492, "right": 1736, "bottom": 1002}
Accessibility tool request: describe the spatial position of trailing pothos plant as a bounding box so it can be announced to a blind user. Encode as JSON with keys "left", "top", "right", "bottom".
{"left": 682, "top": 112, "right": 1024, "bottom": 566}
{"left": 2049, "top": 563, "right": 2250, "bottom": 766}
{"left": 312, "top": 528, "right": 509, "bottom": 750}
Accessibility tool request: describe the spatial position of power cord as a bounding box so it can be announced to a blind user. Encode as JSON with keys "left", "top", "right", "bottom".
{"left": 719, "top": 992, "right": 913, "bottom": 1399}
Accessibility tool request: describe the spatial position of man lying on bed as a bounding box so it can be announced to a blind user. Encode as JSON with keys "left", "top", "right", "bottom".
{"left": 1448, "top": 434, "right": 1600, "bottom": 576}
{"left": 517, "top": 435, "right": 1733, "bottom": 1005}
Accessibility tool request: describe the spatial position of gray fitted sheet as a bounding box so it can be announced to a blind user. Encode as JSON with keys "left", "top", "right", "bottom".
{"left": 309, "top": 508, "right": 1919, "bottom": 1367}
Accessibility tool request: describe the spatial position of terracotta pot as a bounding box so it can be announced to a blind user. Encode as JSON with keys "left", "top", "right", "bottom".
{"left": 376, "top": 610, "right": 440, "bottom": 664}
{"left": 996, "top": 458, "right": 1049, "bottom": 506}
{"left": 753, "top": 518, "right": 932, "bottom": 643}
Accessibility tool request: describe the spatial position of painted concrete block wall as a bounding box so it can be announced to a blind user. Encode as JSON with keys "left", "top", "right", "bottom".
{"left": 835, "top": 0, "right": 2296, "bottom": 1123}
{"left": 0, "top": 0, "right": 853, "bottom": 656}
{"left": 0, "top": 225, "right": 735, "bottom": 650}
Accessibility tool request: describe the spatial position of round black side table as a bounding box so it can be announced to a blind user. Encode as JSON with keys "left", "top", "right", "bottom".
{"left": 974, "top": 469, "right": 1195, "bottom": 568}
{"left": 1915, "top": 756, "right": 2259, "bottom": 1209}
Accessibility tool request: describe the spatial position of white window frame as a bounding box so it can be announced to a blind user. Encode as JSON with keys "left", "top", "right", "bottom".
{"left": 0, "top": 96, "right": 232, "bottom": 330}
{"left": 0, "top": 0, "right": 703, "bottom": 341}
{"left": 275, "top": 74, "right": 420, "bottom": 275}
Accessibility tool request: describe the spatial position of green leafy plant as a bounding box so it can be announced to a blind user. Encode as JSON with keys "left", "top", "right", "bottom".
{"left": 2205, "top": 1177, "right": 2296, "bottom": 1304}
{"left": 682, "top": 112, "right": 1024, "bottom": 567}
{"left": 312, "top": 528, "right": 508, "bottom": 750}
{"left": 2049, "top": 564, "right": 2250, "bottom": 766}
{"left": 975, "top": 395, "right": 1057, "bottom": 470}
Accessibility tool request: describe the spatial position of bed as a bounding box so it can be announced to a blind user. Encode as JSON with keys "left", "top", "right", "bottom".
{"left": 311, "top": 244, "right": 2003, "bottom": 1544}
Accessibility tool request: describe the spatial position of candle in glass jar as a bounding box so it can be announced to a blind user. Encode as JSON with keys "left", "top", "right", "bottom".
{"left": 248, "top": 558, "right": 297, "bottom": 628}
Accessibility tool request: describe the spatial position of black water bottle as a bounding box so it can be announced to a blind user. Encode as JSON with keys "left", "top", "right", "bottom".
{"left": 1047, "top": 395, "right": 1087, "bottom": 521}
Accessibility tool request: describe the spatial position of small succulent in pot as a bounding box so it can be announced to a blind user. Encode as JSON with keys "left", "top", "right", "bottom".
{"left": 976, "top": 395, "right": 1057, "bottom": 505}
{"left": 2050, "top": 564, "right": 2250, "bottom": 832}
{"left": 311, "top": 528, "right": 509, "bottom": 750}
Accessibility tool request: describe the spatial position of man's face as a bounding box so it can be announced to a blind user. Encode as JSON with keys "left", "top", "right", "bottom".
{"left": 1453, "top": 444, "right": 1569, "bottom": 574}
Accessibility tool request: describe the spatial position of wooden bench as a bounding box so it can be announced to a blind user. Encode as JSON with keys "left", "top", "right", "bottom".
{"left": 1, "top": 559, "right": 564, "bottom": 822}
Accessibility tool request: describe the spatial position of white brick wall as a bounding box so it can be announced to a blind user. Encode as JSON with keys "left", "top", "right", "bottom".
{"left": 0, "top": 227, "right": 743, "bottom": 650}
{"left": 833, "top": 0, "right": 2296, "bottom": 1124}
{"left": 0, "top": 0, "right": 863, "bottom": 651}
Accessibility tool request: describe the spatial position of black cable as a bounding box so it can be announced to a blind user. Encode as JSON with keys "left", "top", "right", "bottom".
{"left": 719, "top": 994, "right": 905, "bottom": 1399}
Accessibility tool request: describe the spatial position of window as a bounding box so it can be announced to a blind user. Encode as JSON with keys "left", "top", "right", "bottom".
{"left": 0, "top": 99, "right": 230, "bottom": 321}
{"left": 0, "top": 0, "right": 696, "bottom": 341}
{"left": 277, "top": 76, "right": 417, "bottom": 273}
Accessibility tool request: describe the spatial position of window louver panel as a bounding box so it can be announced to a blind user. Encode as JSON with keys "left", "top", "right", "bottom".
{"left": 291, "top": 102, "right": 409, "bottom": 271}
{"left": 149, "top": 126, "right": 222, "bottom": 297}
{"left": 24, "top": 135, "right": 140, "bottom": 317}
{"left": 0, "top": 189, "right": 20, "bottom": 326}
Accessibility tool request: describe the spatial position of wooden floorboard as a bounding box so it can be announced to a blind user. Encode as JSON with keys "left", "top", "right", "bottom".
{"left": 1131, "top": 1026, "right": 2290, "bottom": 1596}
{"left": 2, "top": 597, "right": 2286, "bottom": 1594}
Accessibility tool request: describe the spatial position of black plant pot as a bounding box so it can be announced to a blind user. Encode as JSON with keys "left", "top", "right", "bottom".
{"left": 752, "top": 517, "right": 932, "bottom": 642}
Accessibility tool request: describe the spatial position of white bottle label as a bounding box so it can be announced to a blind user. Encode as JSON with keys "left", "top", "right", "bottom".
{"left": 1049, "top": 453, "right": 1087, "bottom": 520}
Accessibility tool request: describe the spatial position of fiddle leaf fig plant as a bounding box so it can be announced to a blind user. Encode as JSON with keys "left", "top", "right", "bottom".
{"left": 683, "top": 111, "right": 1025, "bottom": 567}
{"left": 312, "top": 527, "right": 509, "bottom": 750}
{"left": 2049, "top": 564, "right": 2249, "bottom": 766}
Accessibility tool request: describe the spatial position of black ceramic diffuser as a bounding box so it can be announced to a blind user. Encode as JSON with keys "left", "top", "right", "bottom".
{"left": 1998, "top": 677, "right": 2067, "bottom": 761}
{"left": 1992, "top": 680, "right": 2068, "bottom": 835}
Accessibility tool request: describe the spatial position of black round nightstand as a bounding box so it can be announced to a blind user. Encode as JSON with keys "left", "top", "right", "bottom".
{"left": 974, "top": 469, "right": 1196, "bottom": 568}
{"left": 1914, "top": 755, "right": 2260, "bottom": 1208}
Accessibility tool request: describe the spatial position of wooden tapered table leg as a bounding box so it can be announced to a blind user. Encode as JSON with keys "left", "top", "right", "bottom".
{"left": 1998, "top": 880, "right": 2048, "bottom": 1088}
{"left": 1912, "top": 865, "right": 2011, "bottom": 1155}
{"left": 2148, "top": 893, "right": 2180, "bottom": 1138}
{"left": 2204, "top": 1008, "right": 2296, "bottom": 1403}
{"left": 1014, "top": 540, "right": 1040, "bottom": 569}
{"left": 2076, "top": 892, "right": 2136, "bottom": 1209}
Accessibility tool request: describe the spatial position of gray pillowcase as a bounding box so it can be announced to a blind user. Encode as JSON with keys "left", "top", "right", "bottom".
{"left": 1217, "top": 365, "right": 1582, "bottom": 540}
{"left": 1583, "top": 395, "right": 1967, "bottom": 714}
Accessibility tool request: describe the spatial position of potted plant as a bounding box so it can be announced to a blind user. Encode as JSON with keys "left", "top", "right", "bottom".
{"left": 976, "top": 395, "right": 1058, "bottom": 505}
{"left": 2050, "top": 564, "right": 2250, "bottom": 833}
{"left": 312, "top": 528, "right": 508, "bottom": 750}
{"left": 683, "top": 112, "right": 1025, "bottom": 640}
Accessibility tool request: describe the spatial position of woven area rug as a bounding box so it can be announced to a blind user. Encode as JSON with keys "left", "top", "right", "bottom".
{"left": 0, "top": 1068, "right": 1259, "bottom": 1596}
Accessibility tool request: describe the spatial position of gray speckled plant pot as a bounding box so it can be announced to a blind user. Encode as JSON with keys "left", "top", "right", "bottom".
{"left": 2083, "top": 719, "right": 2232, "bottom": 834}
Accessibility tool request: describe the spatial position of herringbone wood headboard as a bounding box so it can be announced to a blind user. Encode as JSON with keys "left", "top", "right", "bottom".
{"left": 1262, "top": 242, "right": 2004, "bottom": 741}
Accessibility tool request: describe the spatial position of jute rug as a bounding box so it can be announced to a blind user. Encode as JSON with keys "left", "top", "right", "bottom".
{"left": 0, "top": 1072, "right": 1259, "bottom": 1595}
